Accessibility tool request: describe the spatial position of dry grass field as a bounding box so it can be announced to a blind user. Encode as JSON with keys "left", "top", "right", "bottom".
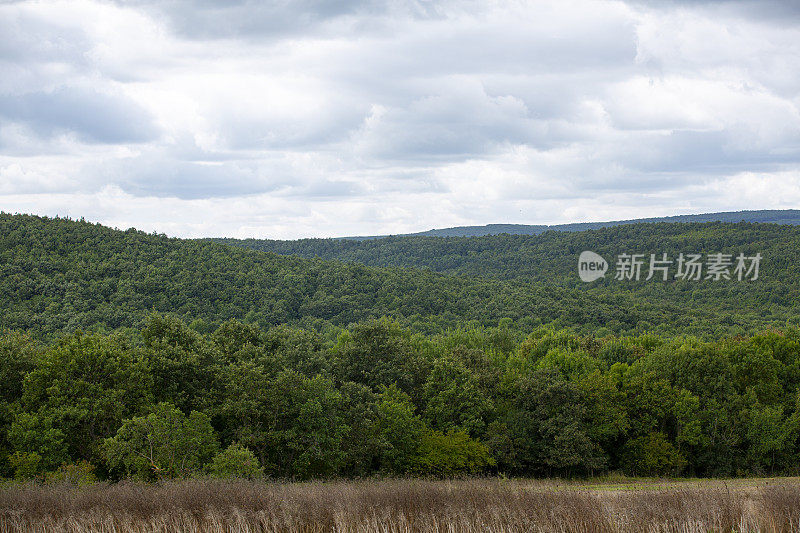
{"left": 0, "top": 477, "right": 799, "bottom": 532}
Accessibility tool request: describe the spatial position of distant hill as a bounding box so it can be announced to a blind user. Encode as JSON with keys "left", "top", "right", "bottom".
{"left": 1, "top": 212, "right": 750, "bottom": 339}
{"left": 342, "top": 209, "right": 800, "bottom": 239}
{"left": 219, "top": 219, "right": 800, "bottom": 335}
{"left": 2, "top": 212, "right": 799, "bottom": 339}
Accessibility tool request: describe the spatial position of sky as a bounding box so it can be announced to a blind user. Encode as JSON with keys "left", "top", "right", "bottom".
{"left": 1, "top": 0, "right": 799, "bottom": 239}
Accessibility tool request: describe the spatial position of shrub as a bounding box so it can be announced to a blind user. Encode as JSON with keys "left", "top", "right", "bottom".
{"left": 412, "top": 429, "right": 495, "bottom": 477}
{"left": 621, "top": 432, "right": 686, "bottom": 476}
{"left": 44, "top": 461, "right": 97, "bottom": 486}
{"left": 9, "top": 452, "right": 41, "bottom": 481}
{"left": 209, "top": 444, "right": 264, "bottom": 480}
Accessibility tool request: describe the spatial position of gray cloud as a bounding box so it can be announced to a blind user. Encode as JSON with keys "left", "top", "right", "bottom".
{"left": 111, "top": 0, "right": 444, "bottom": 40}
{"left": 0, "top": 87, "right": 159, "bottom": 144}
{"left": 627, "top": 0, "right": 800, "bottom": 19}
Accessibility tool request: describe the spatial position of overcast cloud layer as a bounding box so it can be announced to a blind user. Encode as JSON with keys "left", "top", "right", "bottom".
{"left": 1, "top": 0, "right": 799, "bottom": 238}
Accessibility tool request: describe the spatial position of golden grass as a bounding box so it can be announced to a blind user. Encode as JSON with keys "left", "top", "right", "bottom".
{"left": 0, "top": 477, "right": 798, "bottom": 532}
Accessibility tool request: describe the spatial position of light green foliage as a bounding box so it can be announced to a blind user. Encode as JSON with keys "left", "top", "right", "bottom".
{"left": 209, "top": 443, "right": 264, "bottom": 480}
{"left": 375, "top": 385, "right": 425, "bottom": 475}
{"left": 9, "top": 452, "right": 42, "bottom": 480}
{"left": 622, "top": 432, "right": 686, "bottom": 476}
{"left": 535, "top": 347, "right": 599, "bottom": 380}
{"left": 422, "top": 356, "right": 493, "bottom": 437}
{"left": 746, "top": 403, "right": 790, "bottom": 473}
{"left": 412, "top": 429, "right": 495, "bottom": 477}
{"left": 574, "top": 370, "right": 629, "bottom": 446}
{"left": 44, "top": 460, "right": 98, "bottom": 485}
{"left": 7, "top": 411, "right": 68, "bottom": 476}
{"left": 103, "top": 403, "right": 218, "bottom": 480}
{"left": 19, "top": 333, "right": 152, "bottom": 466}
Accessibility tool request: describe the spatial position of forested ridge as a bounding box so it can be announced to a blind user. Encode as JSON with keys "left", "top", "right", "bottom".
{"left": 219, "top": 221, "right": 800, "bottom": 287}
{"left": 335, "top": 209, "right": 800, "bottom": 238}
{"left": 2, "top": 213, "right": 791, "bottom": 338}
{"left": 222, "top": 221, "right": 800, "bottom": 334}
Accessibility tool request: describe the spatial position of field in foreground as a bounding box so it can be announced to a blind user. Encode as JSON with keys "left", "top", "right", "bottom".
{"left": 1, "top": 478, "right": 800, "bottom": 532}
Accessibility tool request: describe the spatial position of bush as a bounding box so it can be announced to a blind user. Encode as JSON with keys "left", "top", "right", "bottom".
{"left": 621, "top": 432, "right": 686, "bottom": 477}
{"left": 9, "top": 452, "right": 41, "bottom": 481}
{"left": 44, "top": 461, "right": 97, "bottom": 486}
{"left": 412, "top": 429, "right": 495, "bottom": 477}
{"left": 209, "top": 444, "right": 264, "bottom": 480}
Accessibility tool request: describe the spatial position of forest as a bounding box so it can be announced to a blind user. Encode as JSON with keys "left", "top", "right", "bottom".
{"left": 3, "top": 314, "right": 800, "bottom": 482}
{"left": 1, "top": 213, "right": 800, "bottom": 483}
{"left": 1, "top": 214, "right": 798, "bottom": 339}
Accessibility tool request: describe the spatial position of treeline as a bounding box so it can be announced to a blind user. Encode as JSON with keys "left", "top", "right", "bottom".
{"left": 324, "top": 209, "right": 800, "bottom": 238}
{"left": 1, "top": 213, "right": 786, "bottom": 339}
{"left": 2, "top": 315, "right": 800, "bottom": 481}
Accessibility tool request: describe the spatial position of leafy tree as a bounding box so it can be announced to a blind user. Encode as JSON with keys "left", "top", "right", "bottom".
{"left": 621, "top": 432, "right": 686, "bottom": 477}
{"left": 338, "top": 382, "right": 383, "bottom": 477}
{"left": 422, "top": 357, "right": 493, "bottom": 437}
{"left": 0, "top": 331, "right": 37, "bottom": 477}
{"left": 490, "top": 369, "right": 605, "bottom": 476}
{"left": 142, "top": 314, "right": 223, "bottom": 414}
{"left": 333, "top": 319, "right": 428, "bottom": 400}
{"left": 18, "top": 333, "right": 152, "bottom": 467}
{"left": 103, "top": 402, "right": 218, "bottom": 480}
{"left": 222, "top": 367, "right": 345, "bottom": 479}
{"left": 375, "top": 385, "right": 426, "bottom": 475}
{"left": 7, "top": 411, "right": 68, "bottom": 476}
{"left": 746, "top": 402, "right": 791, "bottom": 474}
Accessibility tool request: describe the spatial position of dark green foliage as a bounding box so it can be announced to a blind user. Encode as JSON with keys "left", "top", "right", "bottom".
{"left": 16, "top": 333, "right": 152, "bottom": 471}
{"left": 1, "top": 213, "right": 796, "bottom": 338}
{"left": 0, "top": 331, "right": 37, "bottom": 477}
{"left": 374, "top": 385, "right": 426, "bottom": 475}
{"left": 224, "top": 220, "right": 800, "bottom": 336}
{"left": 491, "top": 369, "right": 607, "bottom": 476}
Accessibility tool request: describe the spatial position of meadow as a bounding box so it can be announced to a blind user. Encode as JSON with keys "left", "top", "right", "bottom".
{"left": 1, "top": 477, "right": 800, "bottom": 532}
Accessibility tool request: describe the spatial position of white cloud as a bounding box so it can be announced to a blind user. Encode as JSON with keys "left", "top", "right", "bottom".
{"left": 0, "top": 0, "right": 798, "bottom": 237}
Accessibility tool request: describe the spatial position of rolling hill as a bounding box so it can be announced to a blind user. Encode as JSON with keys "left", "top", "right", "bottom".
{"left": 0, "top": 213, "right": 796, "bottom": 338}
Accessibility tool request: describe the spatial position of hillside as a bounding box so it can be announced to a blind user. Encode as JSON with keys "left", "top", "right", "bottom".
{"left": 220, "top": 221, "right": 800, "bottom": 333}
{"left": 0, "top": 213, "right": 704, "bottom": 338}
{"left": 0, "top": 213, "right": 794, "bottom": 338}
{"left": 339, "top": 209, "right": 800, "bottom": 239}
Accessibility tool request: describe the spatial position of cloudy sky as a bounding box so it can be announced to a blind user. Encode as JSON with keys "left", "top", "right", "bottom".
{"left": 1, "top": 0, "right": 799, "bottom": 238}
